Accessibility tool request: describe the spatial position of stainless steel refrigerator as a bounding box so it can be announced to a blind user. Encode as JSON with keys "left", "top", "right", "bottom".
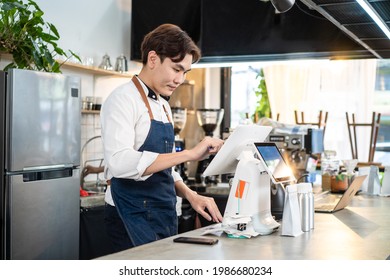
{"left": 0, "top": 68, "right": 81, "bottom": 260}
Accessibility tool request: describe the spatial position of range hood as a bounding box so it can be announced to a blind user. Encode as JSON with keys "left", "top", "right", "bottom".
{"left": 300, "top": 0, "right": 390, "bottom": 59}
{"left": 131, "top": 0, "right": 388, "bottom": 63}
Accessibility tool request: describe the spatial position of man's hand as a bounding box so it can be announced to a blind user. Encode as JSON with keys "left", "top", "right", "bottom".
{"left": 189, "top": 136, "right": 224, "bottom": 161}
{"left": 186, "top": 191, "right": 223, "bottom": 223}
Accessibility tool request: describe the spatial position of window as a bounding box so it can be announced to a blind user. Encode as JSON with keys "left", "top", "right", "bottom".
{"left": 230, "top": 59, "right": 390, "bottom": 164}
{"left": 230, "top": 65, "right": 262, "bottom": 127}
{"left": 373, "top": 60, "right": 390, "bottom": 164}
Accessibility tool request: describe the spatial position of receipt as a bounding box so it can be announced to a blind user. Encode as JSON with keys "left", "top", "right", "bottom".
{"left": 201, "top": 215, "right": 262, "bottom": 238}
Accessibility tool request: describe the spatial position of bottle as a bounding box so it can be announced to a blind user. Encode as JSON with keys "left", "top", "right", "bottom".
{"left": 115, "top": 54, "right": 128, "bottom": 73}
{"left": 308, "top": 185, "right": 314, "bottom": 230}
{"left": 321, "top": 150, "right": 339, "bottom": 192}
{"left": 297, "top": 183, "right": 313, "bottom": 232}
{"left": 99, "top": 54, "right": 113, "bottom": 70}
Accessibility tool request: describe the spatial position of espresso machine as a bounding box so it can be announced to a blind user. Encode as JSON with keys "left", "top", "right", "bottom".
{"left": 195, "top": 108, "right": 224, "bottom": 184}
{"left": 172, "top": 107, "right": 188, "bottom": 182}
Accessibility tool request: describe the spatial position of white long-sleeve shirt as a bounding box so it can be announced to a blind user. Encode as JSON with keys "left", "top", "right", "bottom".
{"left": 101, "top": 76, "right": 182, "bottom": 206}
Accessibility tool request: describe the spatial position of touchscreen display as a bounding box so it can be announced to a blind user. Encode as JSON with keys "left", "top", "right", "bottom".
{"left": 254, "top": 143, "right": 295, "bottom": 183}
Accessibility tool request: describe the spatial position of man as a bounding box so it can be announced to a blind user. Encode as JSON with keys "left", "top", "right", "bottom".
{"left": 101, "top": 24, "right": 224, "bottom": 250}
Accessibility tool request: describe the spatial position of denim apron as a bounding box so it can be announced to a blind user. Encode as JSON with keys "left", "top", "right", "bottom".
{"left": 110, "top": 76, "right": 177, "bottom": 248}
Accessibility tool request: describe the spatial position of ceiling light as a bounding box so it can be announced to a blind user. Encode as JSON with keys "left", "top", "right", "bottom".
{"left": 259, "top": 0, "right": 295, "bottom": 13}
{"left": 356, "top": 0, "right": 390, "bottom": 39}
{"left": 270, "top": 0, "right": 295, "bottom": 13}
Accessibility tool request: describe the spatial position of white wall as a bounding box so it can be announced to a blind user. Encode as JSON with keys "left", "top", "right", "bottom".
{"left": 35, "top": 0, "right": 137, "bottom": 69}
{"left": 32, "top": 0, "right": 136, "bottom": 172}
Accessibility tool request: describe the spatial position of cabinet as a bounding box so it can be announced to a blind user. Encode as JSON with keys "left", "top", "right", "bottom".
{"left": 80, "top": 205, "right": 115, "bottom": 259}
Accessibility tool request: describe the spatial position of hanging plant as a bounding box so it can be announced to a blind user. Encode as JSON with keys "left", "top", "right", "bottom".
{"left": 0, "top": 0, "right": 79, "bottom": 72}
{"left": 252, "top": 68, "right": 271, "bottom": 122}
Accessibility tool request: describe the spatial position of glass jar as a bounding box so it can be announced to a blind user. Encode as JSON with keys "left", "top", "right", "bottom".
{"left": 321, "top": 150, "right": 339, "bottom": 191}
{"left": 342, "top": 159, "right": 358, "bottom": 186}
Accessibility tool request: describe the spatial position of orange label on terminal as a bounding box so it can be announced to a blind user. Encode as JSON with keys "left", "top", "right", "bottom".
{"left": 235, "top": 180, "right": 247, "bottom": 199}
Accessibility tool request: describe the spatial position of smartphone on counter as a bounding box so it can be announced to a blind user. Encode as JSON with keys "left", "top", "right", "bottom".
{"left": 173, "top": 236, "right": 219, "bottom": 245}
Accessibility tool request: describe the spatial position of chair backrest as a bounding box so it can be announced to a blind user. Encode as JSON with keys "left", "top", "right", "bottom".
{"left": 270, "top": 112, "right": 280, "bottom": 121}
{"left": 294, "top": 110, "right": 328, "bottom": 136}
{"left": 345, "top": 112, "right": 381, "bottom": 162}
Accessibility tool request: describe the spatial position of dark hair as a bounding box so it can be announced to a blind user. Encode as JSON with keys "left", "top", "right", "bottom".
{"left": 141, "top": 23, "right": 201, "bottom": 65}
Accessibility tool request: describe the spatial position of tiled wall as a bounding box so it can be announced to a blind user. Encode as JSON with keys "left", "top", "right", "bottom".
{"left": 81, "top": 113, "right": 104, "bottom": 182}
{"left": 79, "top": 76, "right": 132, "bottom": 183}
{"left": 81, "top": 113, "right": 102, "bottom": 160}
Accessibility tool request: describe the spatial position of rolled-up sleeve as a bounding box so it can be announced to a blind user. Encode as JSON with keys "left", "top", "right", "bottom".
{"left": 172, "top": 168, "right": 183, "bottom": 182}
{"left": 101, "top": 84, "right": 157, "bottom": 181}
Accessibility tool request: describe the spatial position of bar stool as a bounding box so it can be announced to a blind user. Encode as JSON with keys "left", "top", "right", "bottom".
{"left": 345, "top": 112, "right": 381, "bottom": 162}
{"left": 294, "top": 110, "right": 328, "bottom": 136}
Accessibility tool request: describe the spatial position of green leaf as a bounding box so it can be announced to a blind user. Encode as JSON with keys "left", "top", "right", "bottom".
{"left": 48, "top": 23, "right": 60, "bottom": 38}
{"left": 40, "top": 32, "right": 58, "bottom": 42}
{"left": 0, "top": 0, "right": 77, "bottom": 73}
{"left": 44, "top": 49, "right": 55, "bottom": 65}
{"left": 252, "top": 68, "right": 271, "bottom": 121}
{"left": 69, "top": 50, "right": 81, "bottom": 63}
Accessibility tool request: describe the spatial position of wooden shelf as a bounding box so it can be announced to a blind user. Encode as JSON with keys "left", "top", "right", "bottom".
{"left": 81, "top": 110, "right": 100, "bottom": 114}
{"left": 0, "top": 52, "right": 13, "bottom": 61}
{"left": 1, "top": 54, "right": 133, "bottom": 78}
{"left": 59, "top": 61, "right": 133, "bottom": 78}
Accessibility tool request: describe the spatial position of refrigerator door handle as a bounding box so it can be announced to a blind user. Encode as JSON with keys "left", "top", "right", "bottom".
{"left": 22, "top": 167, "right": 75, "bottom": 182}
{"left": 22, "top": 163, "right": 74, "bottom": 172}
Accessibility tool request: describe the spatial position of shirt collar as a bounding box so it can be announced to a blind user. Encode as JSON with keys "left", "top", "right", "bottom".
{"left": 137, "top": 76, "right": 170, "bottom": 102}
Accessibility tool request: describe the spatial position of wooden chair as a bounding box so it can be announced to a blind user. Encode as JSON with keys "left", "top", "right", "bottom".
{"left": 270, "top": 112, "right": 280, "bottom": 121}
{"left": 294, "top": 110, "right": 328, "bottom": 136}
{"left": 345, "top": 112, "right": 381, "bottom": 162}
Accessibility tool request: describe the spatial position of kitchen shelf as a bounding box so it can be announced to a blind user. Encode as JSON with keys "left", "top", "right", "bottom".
{"left": 59, "top": 60, "right": 133, "bottom": 78}
{"left": 1, "top": 53, "right": 133, "bottom": 78}
{"left": 81, "top": 110, "right": 100, "bottom": 114}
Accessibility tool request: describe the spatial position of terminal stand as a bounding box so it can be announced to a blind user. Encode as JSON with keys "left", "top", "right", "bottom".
{"left": 222, "top": 150, "right": 280, "bottom": 236}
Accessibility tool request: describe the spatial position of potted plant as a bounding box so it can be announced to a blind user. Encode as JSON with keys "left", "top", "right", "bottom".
{"left": 0, "top": 0, "right": 79, "bottom": 73}
{"left": 330, "top": 173, "right": 348, "bottom": 193}
{"left": 252, "top": 68, "right": 271, "bottom": 123}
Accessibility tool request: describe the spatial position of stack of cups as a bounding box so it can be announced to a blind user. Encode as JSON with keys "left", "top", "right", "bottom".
{"left": 297, "top": 183, "right": 314, "bottom": 232}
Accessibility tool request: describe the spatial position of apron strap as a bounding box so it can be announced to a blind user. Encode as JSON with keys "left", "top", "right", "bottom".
{"left": 162, "top": 105, "right": 172, "bottom": 123}
{"left": 132, "top": 76, "right": 154, "bottom": 120}
{"left": 132, "top": 76, "right": 172, "bottom": 123}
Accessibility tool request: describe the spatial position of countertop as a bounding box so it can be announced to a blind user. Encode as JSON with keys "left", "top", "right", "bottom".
{"left": 80, "top": 193, "right": 105, "bottom": 208}
{"left": 80, "top": 181, "right": 106, "bottom": 208}
{"left": 97, "top": 194, "right": 390, "bottom": 260}
{"left": 79, "top": 184, "right": 229, "bottom": 209}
